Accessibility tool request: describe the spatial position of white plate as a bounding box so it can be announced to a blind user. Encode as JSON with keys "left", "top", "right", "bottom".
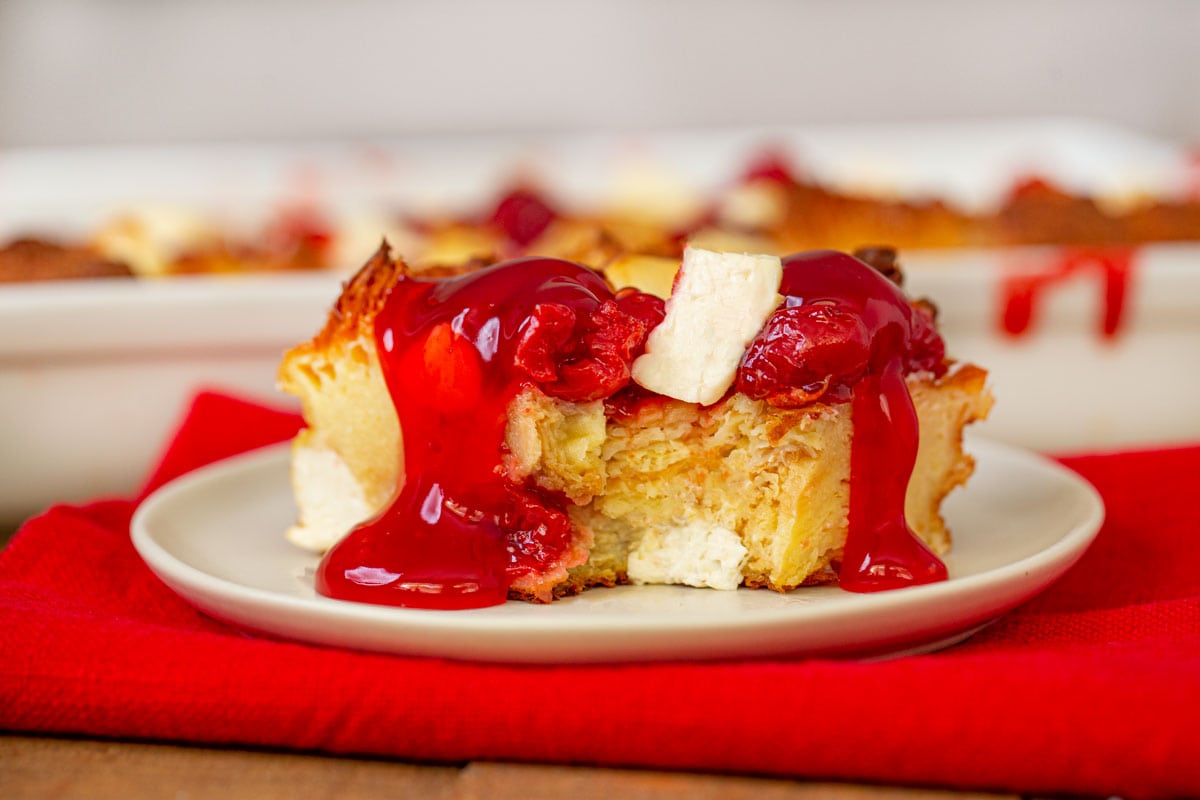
{"left": 130, "top": 437, "right": 1103, "bottom": 664}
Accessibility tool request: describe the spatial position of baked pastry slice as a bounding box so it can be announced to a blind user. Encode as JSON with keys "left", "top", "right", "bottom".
{"left": 279, "top": 244, "right": 991, "bottom": 607}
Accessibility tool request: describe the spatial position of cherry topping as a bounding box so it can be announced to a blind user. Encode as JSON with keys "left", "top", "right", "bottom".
{"left": 737, "top": 305, "right": 870, "bottom": 406}
{"left": 267, "top": 205, "right": 333, "bottom": 257}
{"left": 513, "top": 291, "right": 663, "bottom": 402}
{"left": 736, "top": 250, "right": 951, "bottom": 592}
{"left": 316, "top": 256, "right": 660, "bottom": 609}
{"left": 738, "top": 251, "right": 946, "bottom": 407}
{"left": 490, "top": 188, "right": 557, "bottom": 247}
{"left": 741, "top": 149, "right": 800, "bottom": 185}
{"left": 1006, "top": 175, "right": 1063, "bottom": 202}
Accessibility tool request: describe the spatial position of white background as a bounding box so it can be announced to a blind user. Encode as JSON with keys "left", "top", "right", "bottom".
{"left": 1, "top": 0, "right": 1197, "bottom": 147}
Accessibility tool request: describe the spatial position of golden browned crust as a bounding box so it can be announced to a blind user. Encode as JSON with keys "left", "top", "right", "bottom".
{"left": 277, "top": 243, "right": 407, "bottom": 516}
{"left": 305, "top": 242, "right": 401, "bottom": 354}
{"left": 286, "top": 242, "right": 488, "bottom": 364}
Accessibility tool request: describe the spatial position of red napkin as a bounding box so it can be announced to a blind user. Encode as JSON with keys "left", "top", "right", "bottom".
{"left": 2, "top": 391, "right": 1198, "bottom": 798}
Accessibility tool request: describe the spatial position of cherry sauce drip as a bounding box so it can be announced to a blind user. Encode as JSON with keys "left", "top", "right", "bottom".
{"left": 1000, "top": 247, "right": 1134, "bottom": 340}
{"left": 737, "top": 251, "right": 949, "bottom": 592}
{"left": 315, "top": 258, "right": 661, "bottom": 609}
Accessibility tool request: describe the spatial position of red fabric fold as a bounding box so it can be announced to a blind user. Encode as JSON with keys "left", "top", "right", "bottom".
{"left": 2, "top": 391, "right": 1198, "bottom": 797}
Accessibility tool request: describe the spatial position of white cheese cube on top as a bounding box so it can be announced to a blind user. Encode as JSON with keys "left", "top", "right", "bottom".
{"left": 631, "top": 247, "right": 782, "bottom": 406}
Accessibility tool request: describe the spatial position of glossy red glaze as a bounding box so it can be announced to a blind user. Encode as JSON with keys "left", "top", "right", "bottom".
{"left": 843, "top": 363, "right": 948, "bottom": 590}
{"left": 738, "top": 251, "right": 946, "bottom": 405}
{"left": 315, "top": 258, "right": 659, "bottom": 609}
{"left": 738, "top": 251, "right": 950, "bottom": 591}
{"left": 1000, "top": 247, "right": 1135, "bottom": 340}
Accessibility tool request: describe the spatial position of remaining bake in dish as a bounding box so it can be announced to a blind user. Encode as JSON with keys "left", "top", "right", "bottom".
{"left": 279, "top": 243, "right": 991, "bottom": 608}
{"left": 6, "top": 151, "right": 1200, "bottom": 283}
{"left": 0, "top": 238, "right": 133, "bottom": 283}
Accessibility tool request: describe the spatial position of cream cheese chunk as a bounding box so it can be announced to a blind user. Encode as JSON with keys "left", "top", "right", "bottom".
{"left": 93, "top": 206, "right": 220, "bottom": 277}
{"left": 626, "top": 521, "right": 748, "bottom": 590}
{"left": 286, "top": 442, "right": 373, "bottom": 552}
{"left": 631, "top": 247, "right": 782, "bottom": 405}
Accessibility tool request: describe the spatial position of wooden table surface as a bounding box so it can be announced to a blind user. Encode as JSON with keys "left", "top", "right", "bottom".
{"left": 1, "top": 735, "right": 1017, "bottom": 800}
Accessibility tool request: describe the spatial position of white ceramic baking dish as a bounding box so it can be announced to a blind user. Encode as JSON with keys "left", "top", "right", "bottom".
{"left": 2, "top": 119, "right": 1197, "bottom": 524}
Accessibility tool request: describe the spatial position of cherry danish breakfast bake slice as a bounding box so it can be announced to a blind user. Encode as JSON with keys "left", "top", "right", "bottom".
{"left": 278, "top": 244, "right": 991, "bottom": 609}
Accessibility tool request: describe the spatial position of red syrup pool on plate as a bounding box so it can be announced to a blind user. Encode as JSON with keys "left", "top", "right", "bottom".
{"left": 737, "top": 251, "right": 950, "bottom": 591}
{"left": 315, "top": 257, "right": 662, "bottom": 609}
